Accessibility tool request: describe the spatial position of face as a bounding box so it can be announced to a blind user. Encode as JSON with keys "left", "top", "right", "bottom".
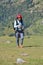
{"left": 18, "top": 18, "right": 21, "bottom": 21}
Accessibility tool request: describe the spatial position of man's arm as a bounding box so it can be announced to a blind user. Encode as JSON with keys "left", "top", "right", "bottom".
{"left": 14, "top": 20, "right": 21, "bottom": 30}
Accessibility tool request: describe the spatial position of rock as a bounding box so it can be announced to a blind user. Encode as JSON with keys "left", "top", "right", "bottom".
{"left": 17, "top": 58, "right": 26, "bottom": 64}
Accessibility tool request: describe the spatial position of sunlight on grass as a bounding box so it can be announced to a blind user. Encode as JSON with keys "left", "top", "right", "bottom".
{"left": 0, "top": 35, "right": 43, "bottom": 65}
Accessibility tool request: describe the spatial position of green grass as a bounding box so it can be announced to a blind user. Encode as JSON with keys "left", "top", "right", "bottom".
{"left": 0, "top": 35, "right": 43, "bottom": 65}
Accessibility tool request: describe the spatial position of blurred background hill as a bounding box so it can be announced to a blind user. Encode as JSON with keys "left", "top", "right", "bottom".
{"left": 0, "top": 0, "right": 43, "bottom": 36}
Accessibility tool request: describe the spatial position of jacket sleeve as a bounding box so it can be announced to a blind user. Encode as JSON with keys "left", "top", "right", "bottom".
{"left": 14, "top": 20, "right": 17, "bottom": 28}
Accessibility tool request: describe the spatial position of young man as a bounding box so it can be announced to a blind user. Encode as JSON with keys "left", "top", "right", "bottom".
{"left": 14, "top": 14, "right": 24, "bottom": 48}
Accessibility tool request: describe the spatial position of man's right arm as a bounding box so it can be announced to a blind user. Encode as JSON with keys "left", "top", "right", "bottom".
{"left": 14, "top": 20, "right": 21, "bottom": 29}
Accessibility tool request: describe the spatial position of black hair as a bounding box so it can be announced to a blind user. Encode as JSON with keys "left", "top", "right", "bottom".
{"left": 16, "top": 18, "right": 23, "bottom": 23}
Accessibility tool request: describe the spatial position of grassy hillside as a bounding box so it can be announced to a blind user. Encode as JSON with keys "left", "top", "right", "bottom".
{"left": 0, "top": 0, "right": 43, "bottom": 36}
{"left": 26, "top": 18, "right": 43, "bottom": 35}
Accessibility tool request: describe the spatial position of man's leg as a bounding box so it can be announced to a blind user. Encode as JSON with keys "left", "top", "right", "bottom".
{"left": 16, "top": 32, "right": 19, "bottom": 47}
{"left": 20, "top": 33, "right": 24, "bottom": 48}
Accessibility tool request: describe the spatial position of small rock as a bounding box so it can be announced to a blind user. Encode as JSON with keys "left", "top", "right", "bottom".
{"left": 17, "top": 58, "right": 26, "bottom": 64}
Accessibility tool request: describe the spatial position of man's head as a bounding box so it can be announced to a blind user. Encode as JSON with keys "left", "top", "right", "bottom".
{"left": 16, "top": 14, "right": 22, "bottom": 21}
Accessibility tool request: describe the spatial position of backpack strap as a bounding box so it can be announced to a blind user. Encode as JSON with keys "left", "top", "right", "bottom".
{"left": 16, "top": 20, "right": 19, "bottom": 25}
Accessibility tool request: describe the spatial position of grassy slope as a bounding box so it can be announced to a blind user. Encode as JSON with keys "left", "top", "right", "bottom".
{"left": 0, "top": 35, "right": 43, "bottom": 65}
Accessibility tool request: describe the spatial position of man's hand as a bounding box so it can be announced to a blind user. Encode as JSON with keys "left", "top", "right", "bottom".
{"left": 22, "top": 26, "right": 24, "bottom": 30}
{"left": 17, "top": 25, "right": 22, "bottom": 28}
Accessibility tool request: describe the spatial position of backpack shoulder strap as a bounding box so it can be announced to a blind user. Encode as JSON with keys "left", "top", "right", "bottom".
{"left": 16, "top": 20, "right": 19, "bottom": 25}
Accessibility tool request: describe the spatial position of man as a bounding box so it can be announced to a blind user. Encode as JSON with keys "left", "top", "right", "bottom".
{"left": 14, "top": 14, "right": 24, "bottom": 48}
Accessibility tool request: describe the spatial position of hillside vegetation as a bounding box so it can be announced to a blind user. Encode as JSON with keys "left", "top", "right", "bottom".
{"left": 0, "top": 0, "right": 43, "bottom": 36}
